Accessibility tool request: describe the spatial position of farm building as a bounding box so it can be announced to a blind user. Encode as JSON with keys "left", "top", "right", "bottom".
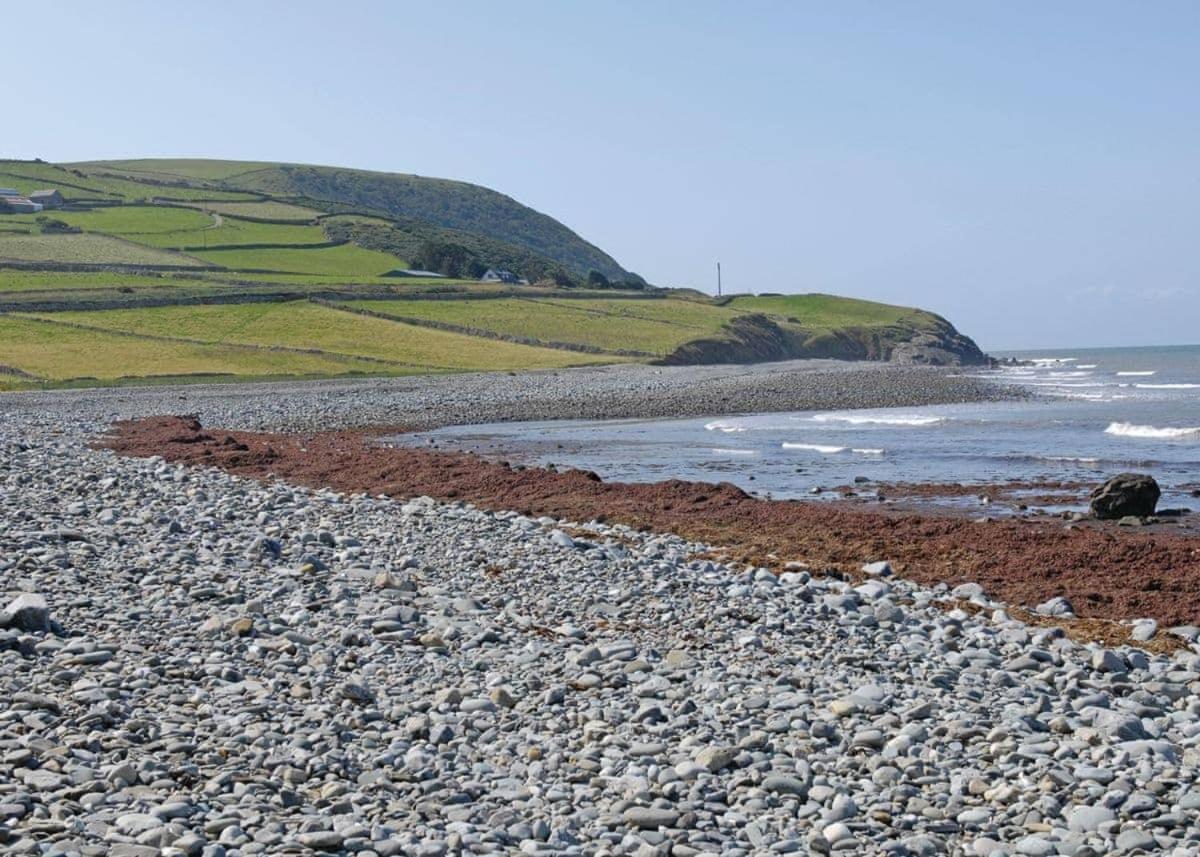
{"left": 29, "top": 189, "right": 63, "bottom": 209}
{"left": 0, "top": 188, "right": 19, "bottom": 198}
{"left": 480, "top": 268, "right": 526, "bottom": 284}
{"left": 0, "top": 197, "right": 43, "bottom": 213}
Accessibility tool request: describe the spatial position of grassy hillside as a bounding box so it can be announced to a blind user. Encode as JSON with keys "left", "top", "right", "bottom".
{"left": 343, "top": 297, "right": 746, "bottom": 356}
{"left": 0, "top": 156, "right": 988, "bottom": 390}
{"left": 73, "top": 159, "right": 640, "bottom": 282}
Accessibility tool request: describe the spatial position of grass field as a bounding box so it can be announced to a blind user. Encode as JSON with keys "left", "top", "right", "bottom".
{"left": 0, "top": 314, "right": 394, "bottom": 383}
{"left": 728, "top": 293, "right": 937, "bottom": 332}
{"left": 0, "top": 233, "right": 203, "bottom": 266}
{"left": 343, "top": 296, "right": 743, "bottom": 354}
{"left": 35, "top": 302, "right": 619, "bottom": 371}
{"left": 193, "top": 243, "right": 402, "bottom": 275}
{"left": 31, "top": 206, "right": 330, "bottom": 248}
{"left": 0, "top": 162, "right": 258, "bottom": 202}
{"left": 192, "top": 200, "right": 323, "bottom": 220}
{"left": 71, "top": 159, "right": 277, "bottom": 182}
{"left": 52, "top": 205, "right": 213, "bottom": 234}
{"left": 0, "top": 270, "right": 216, "bottom": 293}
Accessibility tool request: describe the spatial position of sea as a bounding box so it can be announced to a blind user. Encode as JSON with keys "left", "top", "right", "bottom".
{"left": 399, "top": 344, "right": 1200, "bottom": 512}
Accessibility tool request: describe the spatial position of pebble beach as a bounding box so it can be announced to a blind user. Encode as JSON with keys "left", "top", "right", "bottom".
{"left": 3, "top": 364, "right": 1200, "bottom": 856}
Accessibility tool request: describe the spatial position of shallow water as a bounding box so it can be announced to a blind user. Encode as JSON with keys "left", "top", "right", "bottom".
{"left": 394, "top": 344, "right": 1200, "bottom": 509}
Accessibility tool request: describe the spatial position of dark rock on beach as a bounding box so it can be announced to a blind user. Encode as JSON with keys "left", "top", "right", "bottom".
{"left": 1090, "top": 473, "right": 1161, "bottom": 520}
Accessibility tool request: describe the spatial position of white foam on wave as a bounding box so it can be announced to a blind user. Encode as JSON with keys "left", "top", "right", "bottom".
{"left": 809, "top": 413, "right": 944, "bottom": 427}
{"left": 1040, "top": 455, "right": 1101, "bottom": 464}
{"left": 1031, "top": 357, "right": 1077, "bottom": 365}
{"left": 1135, "top": 383, "right": 1200, "bottom": 389}
{"left": 1105, "top": 422, "right": 1200, "bottom": 440}
{"left": 782, "top": 442, "right": 846, "bottom": 454}
{"left": 704, "top": 420, "right": 747, "bottom": 433}
{"left": 1116, "top": 370, "right": 1155, "bottom": 376}
{"left": 711, "top": 447, "right": 758, "bottom": 456}
{"left": 1076, "top": 364, "right": 1098, "bottom": 369}
{"left": 781, "top": 442, "right": 885, "bottom": 455}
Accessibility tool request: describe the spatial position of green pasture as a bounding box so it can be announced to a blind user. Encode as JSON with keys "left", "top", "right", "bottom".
{"left": 193, "top": 200, "right": 323, "bottom": 220}
{"left": 0, "top": 314, "right": 394, "bottom": 383}
{"left": 192, "top": 243, "right": 402, "bottom": 276}
{"left": 0, "top": 233, "right": 203, "bottom": 266}
{"left": 727, "top": 293, "right": 938, "bottom": 332}
{"left": 343, "top": 296, "right": 741, "bottom": 354}
{"left": 34, "top": 301, "right": 620, "bottom": 371}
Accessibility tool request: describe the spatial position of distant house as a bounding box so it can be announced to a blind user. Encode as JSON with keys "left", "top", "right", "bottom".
{"left": 0, "top": 197, "right": 43, "bottom": 213}
{"left": 480, "top": 268, "right": 526, "bottom": 284}
{"left": 29, "top": 189, "right": 63, "bottom": 209}
{"left": 0, "top": 188, "right": 19, "bottom": 198}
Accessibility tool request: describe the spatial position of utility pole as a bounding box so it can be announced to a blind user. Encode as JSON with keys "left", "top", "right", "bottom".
{"left": 717, "top": 261, "right": 722, "bottom": 297}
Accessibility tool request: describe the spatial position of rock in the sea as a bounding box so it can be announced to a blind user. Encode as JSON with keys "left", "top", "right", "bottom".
{"left": 1090, "top": 473, "right": 1160, "bottom": 520}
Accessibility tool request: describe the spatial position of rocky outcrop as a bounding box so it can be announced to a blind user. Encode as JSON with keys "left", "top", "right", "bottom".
{"left": 1090, "top": 473, "right": 1161, "bottom": 520}
{"left": 659, "top": 313, "right": 990, "bottom": 367}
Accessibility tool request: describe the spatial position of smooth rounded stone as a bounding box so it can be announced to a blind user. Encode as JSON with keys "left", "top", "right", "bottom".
{"left": 622, "top": 807, "right": 680, "bottom": 830}
{"left": 1115, "top": 828, "right": 1158, "bottom": 853}
{"left": 821, "top": 822, "right": 853, "bottom": 845}
{"left": 956, "top": 808, "right": 991, "bottom": 827}
{"left": 296, "top": 831, "right": 345, "bottom": 851}
{"left": 1036, "top": 596, "right": 1076, "bottom": 617}
{"left": 1067, "top": 805, "right": 1116, "bottom": 833}
{"left": 1015, "top": 835, "right": 1059, "bottom": 856}
{"left": 1092, "top": 649, "right": 1127, "bottom": 673}
{"left": 1131, "top": 619, "right": 1158, "bottom": 641}
{"left": 694, "top": 746, "right": 737, "bottom": 772}
{"left": 761, "top": 775, "right": 809, "bottom": 796}
{"left": 115, "top": 813, "right": 163, "bottom": 835}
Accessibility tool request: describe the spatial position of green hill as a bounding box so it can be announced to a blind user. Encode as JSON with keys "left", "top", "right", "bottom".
{"left": 71, "top": 159, "right": 640, "bottom": 283}
{"left": 0, "top": 156, "right": 988, "bottom": 391}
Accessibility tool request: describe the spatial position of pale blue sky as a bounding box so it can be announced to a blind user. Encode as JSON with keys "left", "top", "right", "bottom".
{"left": 8, "top": 2, "right": 1199, "bottom": 349}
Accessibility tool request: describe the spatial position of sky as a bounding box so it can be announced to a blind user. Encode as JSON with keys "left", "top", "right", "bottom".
{"left": 8, "top": 1, "right": 1199, "bottom": 349}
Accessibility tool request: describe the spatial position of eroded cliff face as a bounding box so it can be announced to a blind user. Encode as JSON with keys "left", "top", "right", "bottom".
{"left": 659, "top": 313, "right": 990, "bottom": 367}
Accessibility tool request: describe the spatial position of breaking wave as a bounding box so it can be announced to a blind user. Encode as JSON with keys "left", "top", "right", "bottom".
{"left": 808, "top": 413, "right": 944, "bottom": 427}
{"left": 782, "top": 443, "right": 885, "bottom": 455}
{"left": 704, "top": 421, "right": 747, "bottom": 433}
{"left": 1105, "top": 422, "right": 1200, "bottom": 440}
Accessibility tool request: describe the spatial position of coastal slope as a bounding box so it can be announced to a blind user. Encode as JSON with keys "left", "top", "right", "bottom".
{"left": 0, "top": 157, "right": 989, "bottom": 388}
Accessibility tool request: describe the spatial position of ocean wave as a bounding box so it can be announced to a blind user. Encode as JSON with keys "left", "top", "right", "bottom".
{"left": 809, "top": 413, "right": 944, "bottom": 426}
{"left": 1030, "top": 357, "right": 1077, "bottom": 365}
{"left": 782, "top": 442, "right": 846, "bottom": 453}
{"left": 711, "top": 447, "right": 758, "bottom": 455}
{"left": 1135, "top": 383, "right": 1200, "bottom": 389}
{"left": 1076, "top": 364, "right": 1098, "bottom": 369}
{"left": 781, "top": 442, "right": 885, "bottom": 455}
{"left": 1116, "top": 370, "right": 1155, "bottom": 376}
{"left": 1104, "top": 422, "right": 1200, "bottom": 440}
{"left": 704, "top": 421, "right": 747, "bottom": 433}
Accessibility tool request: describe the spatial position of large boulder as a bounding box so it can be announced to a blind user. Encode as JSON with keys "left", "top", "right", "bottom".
{"left": 1090, "top": 473, "right": 1160, "bottom": 520}
{"left": 2, "top": 593, "right": 50, "bottom": 632}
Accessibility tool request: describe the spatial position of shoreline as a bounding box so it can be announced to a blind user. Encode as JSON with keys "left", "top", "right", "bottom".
{"left": 2, "top": 358, "right": 1021, "bottom": 433}
{"left": 102, "top": 415, "right": 1200, "bottom": 641}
